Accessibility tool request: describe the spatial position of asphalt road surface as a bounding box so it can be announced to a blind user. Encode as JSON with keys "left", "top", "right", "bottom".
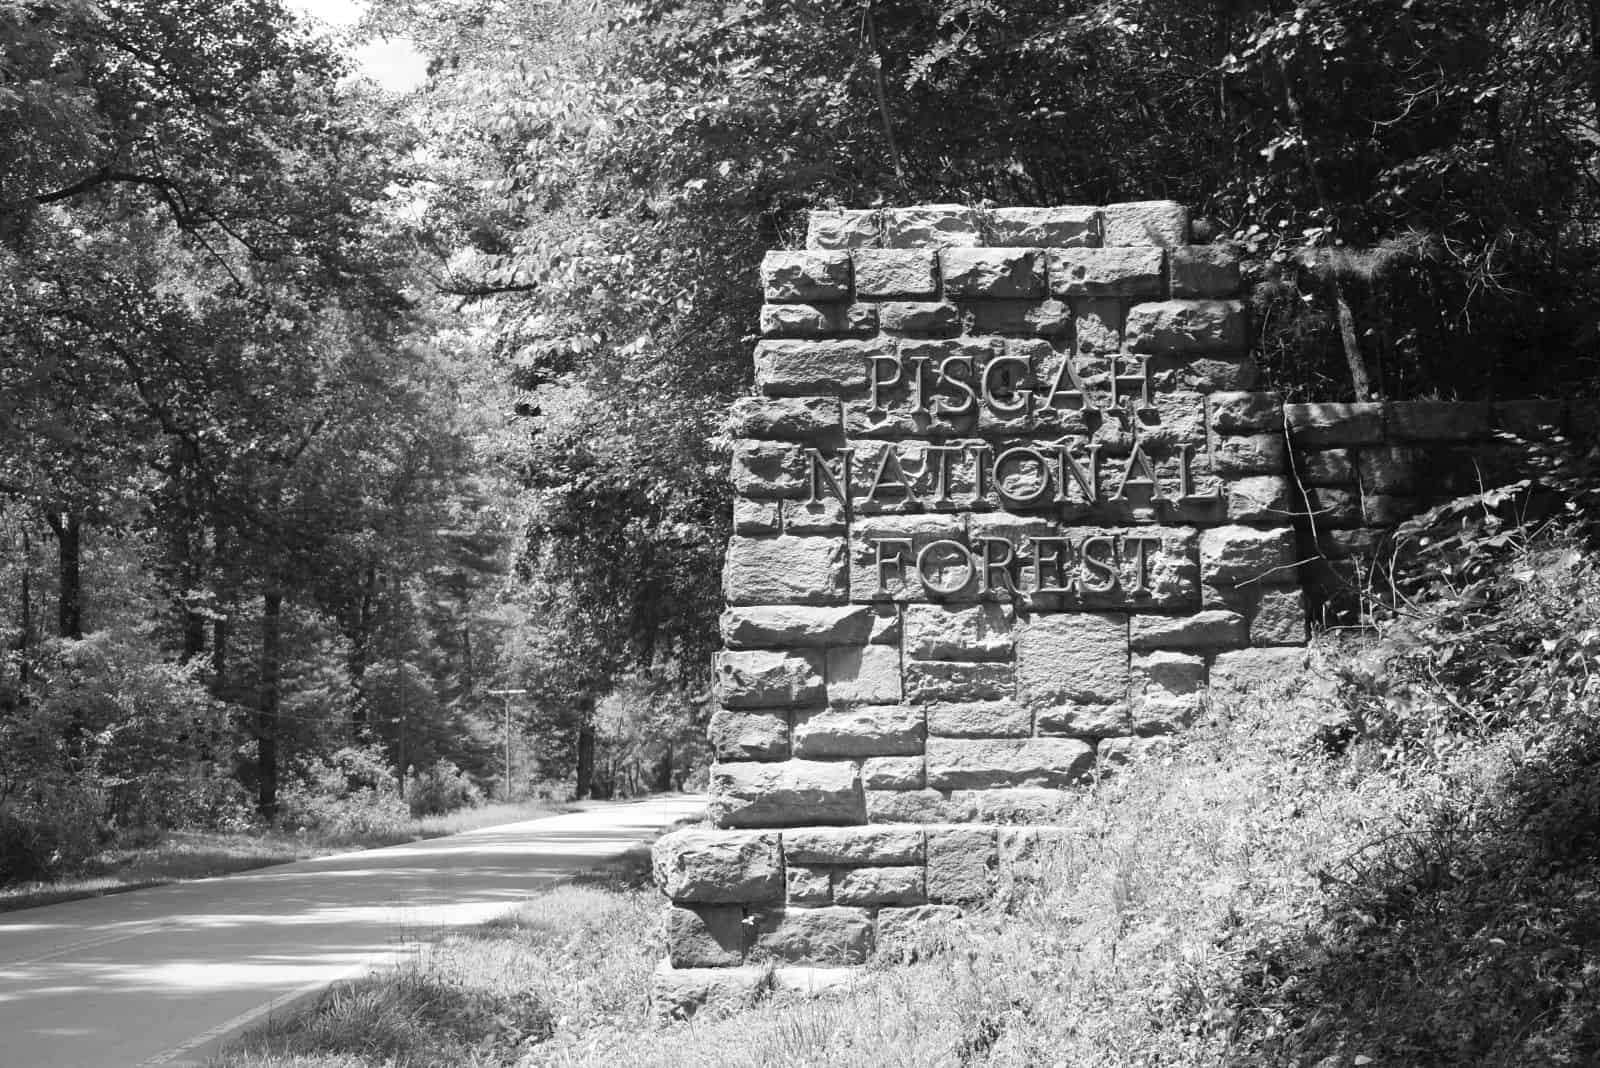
{"left": 0, "top": 795, "right": 705, "bottom": 1068}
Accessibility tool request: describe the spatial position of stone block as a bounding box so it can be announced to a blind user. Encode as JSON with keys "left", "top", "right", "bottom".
{"left": 807, "top": 209, "right": 880, "bottom": 250}
{"left": 1495, "top": 399, "right": 1565, "bottom": 439}
{"left": 940, "top": 248, "right": 1045, "bottom": 298}
{"left": 1250, "top": 586, "right": 1307, "bottom": 645}
{"left": 926, "top": 701, "right": 1031, "bottom": 738}
{"left": 1209, "top": 391, "right": 1283, "bottom": 433}
{"left": 1285, "top": 402, "right": 1384, "bottom": 446}
{"left": 1097, "top": 389, "right": 1206, "bottom": 454}
{"left": 1097, "top": 735, "right": 1176, "bottom": 767}
{"left": 1363, "top": 493, "right": 1422, "bottom": 526}
{"left": 1319, "top": 528, "right": 1381, "bottom": 560}
{"left": 925, "top": 826, "right": 997, "bottom": 903}
{"left": 720, "top": 605, "right": 877, "bottom": 648}
{"left": 1207, "top": 432, "right": 1287, "bottom": 477}
{"left": 1387, "top": 400, "right": 1491, "bottom": 442}
{"left": 853, "top": 249, "right": 938, "bottom": 299}
{"left": 751, "top": 906, "right": 874, "bottom": 964}
{"left": 1130, "top": 650, "right": 1205, "bottom": 733}
{"left": 759, "top": 302, "right": 875, "bottom": 338}
{"left": 770, "top": 966, "right": 861, "bottom": 996}
{"left": 1126, "top": 300, "right": 1247, "bottom": 353}
{"left": 862, "top": 755, "right": 925, "bottom": 790}
{"left": 870, "top": 606, "right": 902, "bottom": 645}
{"left": 1224, "top": 474, "right": 1294, "bottom": 522}
{"left": 1129, "top": 610, "right": 1247, "bottom": 650}
{"left": 1047, "top": 247, "right": 1163, "bottom": 297}
{"left": 1200, "top": 525, "right": 1298, "bottom": 588}
{"left": 988, "top": 205, "right": 1098, "bottom": 247}
{"left": 762, "top": 250, "right": 852, "bottom": 302}
{"left": 732, "top": 499, "right": 781, "bottom": 535}
{"left": 1015, "top": 613, "right": 1129, "bottom": 707}
{"left": 793, "top": 704, "right": 922, "bottom": 758}
{"left": 1101, "top": 200, "right": 1189, "bottom": 247}
{"left": 1298, "top": 486, "right": 1360, "bottom": 528}
{"left": 834, "top": 866, "right": 926, "bottom": 906}
{"left": 1146, "top": 353, "right": 1259, "bottom": 393}
{"left": 725, "top": 536, "right": 847, "bottom": 605}
{"left": 731, "top": 441, "right": 806, "bottom": 499}
{"left": 786, "top": 866, "right": 832, "bottom": 905}
{"left": 1296, "top": 448, "right": 1354, "bottom": 485}
{"left": 875, "top": 904, "right": 963, "bottom": 962}
{"left": 1170, "top": 244, "right": 1242, "bottom": 297}
{"left": 883, "top": 205, "right": 983, "bottom": 247}
{"left": 784, "top": 825, "right": 924, "bottom": 865}
{"left": 708, "top": 708, "right": 789, "bottom": 762}
{"left": 866, "top": 789, "right": 959, "bottom": 823}
{"left": 824, "top": 645, "right": 903, "bottom": 705}
{"left": 653, "top": 829, "right": 783, "bottom": 904}
{"left": 962, "top": 298, "right": 1071, "bottom": 338}
{"left": 951, "top": 789, "right": 1074, "bottom": 824}
{"left": 714, "top": 649, "right": 825, "bottom": 709}
{"left": 728, "top": 395, "right": 842, "bottom": 443}
{"left": 785, "top": 498, "right": 848, "bottom": 535}
{"left": 1035, "top": 702, "right": 1130, "bottom": 738}
{"left": 753, "top": 338, "right": 885, "bottom": 396}
{"left": 1209, "top": 646, "right": 1310, "bottom": 689}
{"left": 848, "top": 514, "right": 967, "bottom": 602}
{"left": 903, "top": 660, "right": 1014, "bottom": 704}
{"left": 710, "top": 760, "right": 864, "bottom": 828}
{"left": 664, "top": 905, "right": 745, "bottom": 968}
{"left": 925, "top": 737, "right": 1095, "bottom": 789}
{"left": 1358, "top": 446, "right": 1425, "bottom": 494}
{"left": 1072, "top": 297, "right": 1124, "bottom": 353}
{"left": 651, "top": 960, "right": 766, "bottom": 1021}
{"left": 902, "top": 603, "right": 1014, "bottom": 661}
{"left": 879, "top": 300, "right": 961, "bottom": 335}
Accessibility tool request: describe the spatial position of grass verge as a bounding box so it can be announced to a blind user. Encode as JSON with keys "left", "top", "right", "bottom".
{"left": 0, "top": 799, "right": 570, "bottom": 913}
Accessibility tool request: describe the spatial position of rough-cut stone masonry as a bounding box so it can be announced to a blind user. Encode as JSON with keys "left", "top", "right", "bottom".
{"left": 1286, "top": 399, "right": 1589, "bottom": 619}
{"left": 652, "top": 201, "right": 1317, "bottom": 1018}
{"left": 650, "top": 202, "right": 1585, "bottom": 1018}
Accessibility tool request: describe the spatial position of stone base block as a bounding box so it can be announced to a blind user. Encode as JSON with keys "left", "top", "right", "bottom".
{"left": 651, "top": 960, "right": 768, "bottom": 1022}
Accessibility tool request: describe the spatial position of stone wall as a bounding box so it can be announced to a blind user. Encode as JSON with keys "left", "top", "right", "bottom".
{"left": 1287, "top": 399, "right": 1580, "bottom": 618}
{"left": 652, "top": 201, "right": 1314, "bottom": 1015}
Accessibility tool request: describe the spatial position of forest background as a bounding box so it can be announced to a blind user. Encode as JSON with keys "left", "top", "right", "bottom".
{"left": 2, "top": 0, "right": 1597, "bottom": 881}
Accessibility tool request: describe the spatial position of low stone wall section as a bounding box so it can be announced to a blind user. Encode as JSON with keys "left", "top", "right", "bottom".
{"left": 1287, "top": 399, "right": 1583, "bottom": 616}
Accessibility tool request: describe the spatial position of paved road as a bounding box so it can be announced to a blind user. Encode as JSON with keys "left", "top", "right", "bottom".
{"left": 0, "top": 795, "right": 705, "bottom": 1068}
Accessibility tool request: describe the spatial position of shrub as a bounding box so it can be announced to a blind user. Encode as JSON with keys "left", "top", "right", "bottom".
{"left": 277, "top": 744, "right": 409, "bottom": 840}
{"left": 405, "top": 759, "right": 482, "bottom": 818}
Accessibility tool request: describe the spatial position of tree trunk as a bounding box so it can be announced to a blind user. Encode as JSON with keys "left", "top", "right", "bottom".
{"left": 575, "top": 709, "right": 596, "bottom": 801}
{"left": 258, "top": 587, "right": 283, "bottom": 818}
{"left": 1332, "top": 279, "right": 1374, "bottom": 400}
{"left": 44, "top": 511, "right": 83, "bottom": 639}
{"left": 16, "top": 527, "right": 33, "bottom": 689}
{"left": 654, "top": 742, "right": 674, "bottom": 793}
{"left": 1590, "top": 0, "right": 1600, "bottom": 124}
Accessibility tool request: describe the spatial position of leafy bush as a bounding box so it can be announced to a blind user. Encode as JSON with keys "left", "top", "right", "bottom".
{"left": 277, "top": 744, "right": 409, "bottom": 840}
{"left": 0, "top": 787, "right": 102, "bottom": 884}
{"left": 405, "top": 759, "right": 482, "bottom": 818}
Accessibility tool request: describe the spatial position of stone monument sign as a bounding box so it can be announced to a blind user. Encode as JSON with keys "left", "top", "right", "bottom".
{"left": 652, "top": 201, "right": 1308, "bottom": 1014}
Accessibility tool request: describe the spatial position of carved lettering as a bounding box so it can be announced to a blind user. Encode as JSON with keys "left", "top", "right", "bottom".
{"left": 916, "top": 539, "right": 975, "bottom": 596}
{"left": 1080, "top": 535, "right": 1119, "bottom": 593}
{"left": 805, "top": 447, "right": 853, "bottom": 504}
